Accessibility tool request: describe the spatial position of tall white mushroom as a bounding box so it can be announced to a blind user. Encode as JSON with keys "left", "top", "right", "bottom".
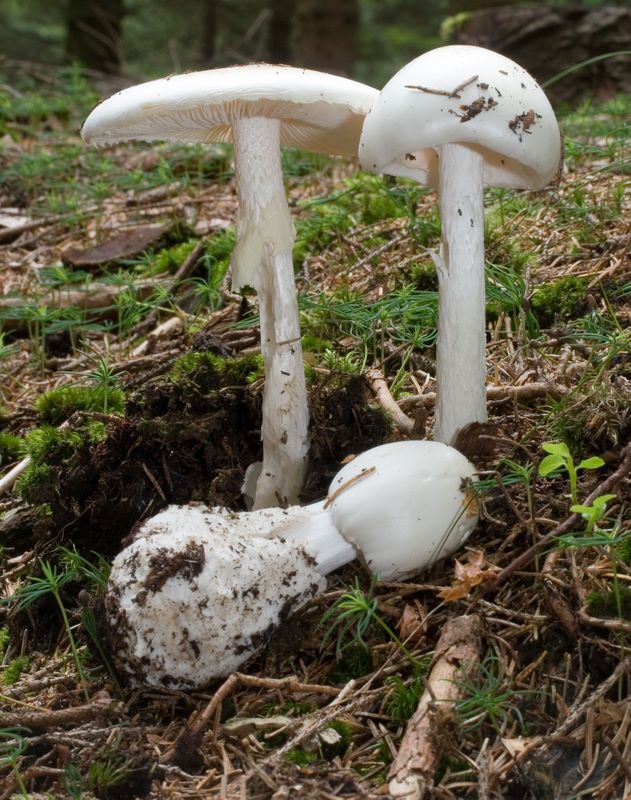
{"left": 81, "top": 64, "right": 378, "bottom": 509}
{"left": 359, "top": 45, "right": 562, "bottom": 444}
{"left": 106, "top": 440, "right": 478, "bottom": 688}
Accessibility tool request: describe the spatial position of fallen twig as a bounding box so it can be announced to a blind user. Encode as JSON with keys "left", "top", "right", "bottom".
{"left": 389, "top": 614, "right": 482, "bottom": 798}
{"left": 366, "top": 368, "right": 416, "bottom": 435}
{"left": 0, "top": 690, "right": 118, "bottom": 730}
{"left": 398, "top": 381, "right": 568, "bottom": 412}
{"left": 161, "top": 673, "right": 340, "bottom": 767}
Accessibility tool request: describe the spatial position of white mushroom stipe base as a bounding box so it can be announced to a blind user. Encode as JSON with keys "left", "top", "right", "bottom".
{"left": 359, "top": 45, "right": 561, "bottom": 444}
{"left": 231, "top": 116, "right": 309, "bottom": 508}
{"left": 81, "top": 64, "right": 377, "bottom": 509}
{"left": 105, "top": 441, "right": 478, "bottom": 688}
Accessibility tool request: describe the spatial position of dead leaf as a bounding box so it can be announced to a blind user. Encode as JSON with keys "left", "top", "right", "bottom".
{"left": 398, "top": 600, "right": 427, "bottom": 645}
{"left": 61, "top": 222, "right": 173, "bottom": 268}
{"left": 438, "top": 550, "right": 499, "bottom": 602}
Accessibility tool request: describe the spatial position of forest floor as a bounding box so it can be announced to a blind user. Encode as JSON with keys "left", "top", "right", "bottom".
{"left": 0, "top": 62, "right": 629, "bottom": 799}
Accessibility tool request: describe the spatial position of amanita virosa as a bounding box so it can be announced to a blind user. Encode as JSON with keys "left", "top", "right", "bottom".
{"left": 106, "top": 440, "right": 478, "bottom": 688}
{"left": 359, "top": 45, "right": 562, "bottom": 444}
{"left": 81, "top": 64, "right": 377, "bottom": 509}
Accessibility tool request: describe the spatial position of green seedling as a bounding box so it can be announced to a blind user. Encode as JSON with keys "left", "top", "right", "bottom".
{"left": 2, "top": 656, "right": 29, "bottom": 686}
{"left": 538, "top": 441, "right": 605, "bottom": 505}
{"left": 570, "top": 494, "right": 617, "bottom": 534}
{"left": 319, "top": 576, "right": 414, "bottom": 664}
{"left": 7, "top": 561, "right": 90, "bottom": 699}
{"left": 454, "top": 656, "right": 529, "bottom": 735}
{"left": 0, "top": 728, "right": 29, "bottom": 797}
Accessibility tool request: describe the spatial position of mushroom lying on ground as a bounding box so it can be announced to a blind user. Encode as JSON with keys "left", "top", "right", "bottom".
{"left": 81, "top": 64, "right": 378, "bottom": 510}
{"left": 106, "top": 440, "right": 478, "bottom": 688}
{"left": 359, "top": 45, "right": 561, "bottom": 445}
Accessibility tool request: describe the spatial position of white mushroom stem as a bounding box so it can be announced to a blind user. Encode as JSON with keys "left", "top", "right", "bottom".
{"left": 434, "top": 143, "right": 487, "bottom": 445}
{"left": 230, "top": 117, "right": 309, "bottom": 509}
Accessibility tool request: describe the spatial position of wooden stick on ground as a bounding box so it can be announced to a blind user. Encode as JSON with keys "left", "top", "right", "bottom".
{"left": 161, "top": 673, "right": 340, "bottom": 768}
{"left": 366, "top": 368, "right": 416, "bottom": 436}
{"left": 389, "top": 614, "right": 482, "bottom": 799}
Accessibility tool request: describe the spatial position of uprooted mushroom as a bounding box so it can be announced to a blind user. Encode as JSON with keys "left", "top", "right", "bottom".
{"left": 105, "top": 440, "right": 479, "bottom": 689}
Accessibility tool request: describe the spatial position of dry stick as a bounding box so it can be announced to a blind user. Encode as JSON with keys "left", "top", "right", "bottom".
{"left": 0, "top": 690, "right": 118, "bottom": 731}
{"left": 0, "top": 214, "right": 61, "bottom": 244}
{"left": 366, "top": 368, "right": 415, "bottom": 436}
{"left": 398, "top": 381, "right": 568, "bottom": 412}
{"left": 161, "top": 673, "right": 340, "bottom": 766}
{"left": 487, "top": 440, "right": 631, "bottom": 592}
{"left": 389, "top": 614, "right": 482, "bottom": 799}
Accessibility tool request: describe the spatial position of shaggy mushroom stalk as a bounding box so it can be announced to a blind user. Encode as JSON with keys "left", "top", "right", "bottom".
{"left": 434, "top": 143, "right": 487, "bottom": 443}
{"left": 81, "top": 64, "right": 378, "bottom": 509}
{"left": 105, "top": 441, "right": 479, "bottom": 689}
{"left": 359, "top": 45, "right": 561, "bottom": 445}
{"left": 231, "top": 116, "right": 308, "bottom": 509}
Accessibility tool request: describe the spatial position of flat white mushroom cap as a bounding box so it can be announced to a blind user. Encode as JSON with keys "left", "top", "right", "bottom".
{"left": 359, "top": 45, "right": 561, "bottom": 189}
{"left": 106, "top": 505, "right": 325, "bottom": 689}
{"left": 82, "top": 63, "right": 378, "bottom": 156}
{"left": 326, "top": 440, "right": 478, "bottom": 580}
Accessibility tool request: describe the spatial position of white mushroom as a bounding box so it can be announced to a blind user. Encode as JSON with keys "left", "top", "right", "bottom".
{"left": 359, "top": 45, "right": 562, "bottom": 444}
{"left": 106, "top": 441, "right": 478, "bottom": 688}
{"left": 81, "top": 64, "right": 378, "bottom": 510}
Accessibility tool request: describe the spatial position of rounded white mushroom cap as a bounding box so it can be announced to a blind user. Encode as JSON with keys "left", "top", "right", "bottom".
{"left": 82, "top": 63, "right": 378, "bottom": 157}
{"left": 325, "top": 440, "right": 478, "bottom": 580}
{"left": 106, "top": 504, "right": 325, "bottom": 689}
{"left": 359, "top": 45, "right": 561, "bottom": 189}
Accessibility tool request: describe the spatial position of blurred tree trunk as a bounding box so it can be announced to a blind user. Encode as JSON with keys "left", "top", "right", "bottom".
{"left": 201, "top": 0, "right": 217, "bottom": 63}
{"left": 268, "top": 0, "right": 295, "bottom": 64}
{"left": 448, "top": 0, "right": 515, "bottom": 11}
{"left": 65, "top": 0, "right": 125, "bottom": 74}
{"left": 293, "top": 0, "right": 359, "bottom": 76}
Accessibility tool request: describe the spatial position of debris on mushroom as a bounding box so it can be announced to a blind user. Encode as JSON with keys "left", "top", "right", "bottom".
{"left": 105, "top": 441, "right": 478, "bottom": 688}
{"left": 359, "top": 45, "right": 562, "bottom": 445}
{"left": 81, "top": 64, "right": 378, "bottom": 510}
{"left": 106, "top": 505, "right": 328, "bottom": 689}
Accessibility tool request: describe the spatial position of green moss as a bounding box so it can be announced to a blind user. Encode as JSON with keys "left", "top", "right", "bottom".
{"left": 586, "top": 586, "right": 631, "bottom": 620}
{"left": 25, "top": 424, "right": 85, "bottom": 463}
{"left": 285, "top": 748, "right": 318, "bottom": 767}
{"left": 320, "top": 720, "right": 355, "bottom": 759}
{"left": 612, "top": 536, "right": 631, "bottom": 566}
{"left": 440, "top": 12, "right": 471, "bottom": 41}
{"left": 531, "top": 276, "right": 589, "bottom": 325}
{"left": 2, "top": 655, "right": 29, "bottom": 686}
{"left": 0, "top": 432, "right": 25, "bottom": 463}
{"left": 139, "top": 239, "right": 199, "bottom": 277}
{"left": 386, "top": 664, "right": 430, "bottom": 724}
{"left": 328, "top": 644, "right": 374, "bottom": 684}
{"left": 36, "top": 385, "right": 125, "bottom": 425}
{"left": 169, "top": 351, "right": 263, "bottom": 390}
{"left": 16, "top": 463, "right": 52, "bottom": 501}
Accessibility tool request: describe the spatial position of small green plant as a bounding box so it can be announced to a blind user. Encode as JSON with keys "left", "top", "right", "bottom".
{"left": 319, "top": 576, "right": 414, "bottom": 663}
{"left": 0, "top": 728, "right": 29, "bottom": 798}
{"left": 454, "top": 656, "right": 528, "bottom": 735}
{"left": 7, "top": 561, "right": 90, "bottom": 699}
{"left": 538, "top": 441, "right": 605, "bottom": 505}
{"left": 570, "top": 494, "right": 617, "bottom": 534}
{"left": 87, "top": 757, "right": 130, "bottom": 794}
